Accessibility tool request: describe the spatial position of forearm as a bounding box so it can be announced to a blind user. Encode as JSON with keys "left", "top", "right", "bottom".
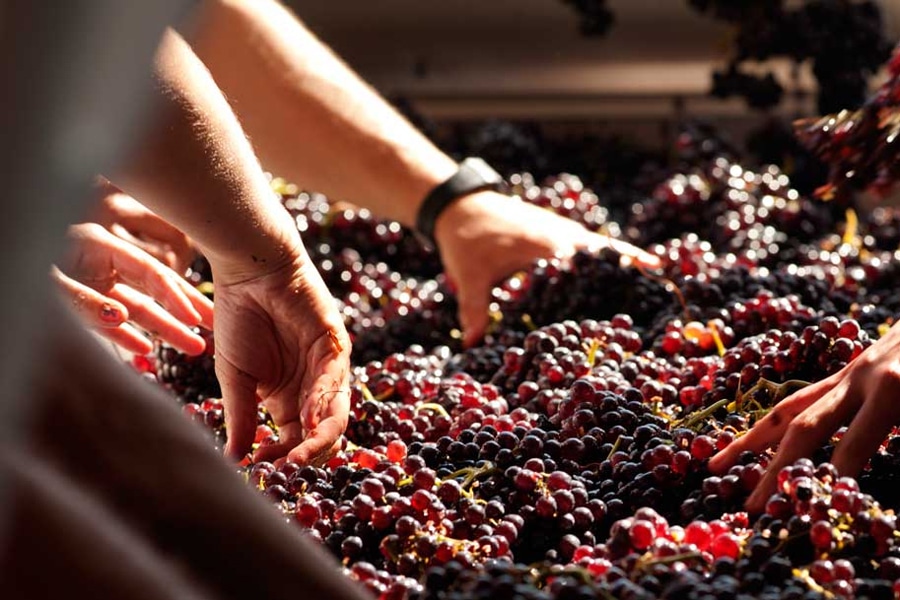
{"left": 184, "top": 0, "right": 457, "bottom": 228}
{"left": 115, "top": 29, "right": 301, "bottom": 283}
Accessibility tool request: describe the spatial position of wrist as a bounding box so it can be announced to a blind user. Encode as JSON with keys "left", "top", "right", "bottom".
{"left": 433, "top": 190, "right": 516, "bottom": 249}
{"left": 415, "top": 158, "right": 506, "bottom": 245}
{"left": 204, "top": 208, "right": 306, "bottom": 286}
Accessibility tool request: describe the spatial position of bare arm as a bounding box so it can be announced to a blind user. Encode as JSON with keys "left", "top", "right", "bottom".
{"left": 114, "top": 30, "right": 351, "bottom": 465}
{"left": 183, "top": 0, "right": 659, "bottom": 345}
{"left": 116, "top": 29, "right": 301, "bottom": 284}
{"left": 185, "top": 0, "right": 456, "bottom": 229}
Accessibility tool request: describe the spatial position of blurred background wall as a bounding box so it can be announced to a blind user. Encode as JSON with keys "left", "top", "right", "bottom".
{"left": 288, "top": 1, "right": 900, "bottom": 198}
{"left": 291, "top": 1, "right": 900, "bottom": 120}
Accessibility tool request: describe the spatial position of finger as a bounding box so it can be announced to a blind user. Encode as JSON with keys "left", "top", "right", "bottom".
{"left": 100, "top": 322, "right": 155, "bottom": 356}
{"left": 607, "top": 238, "right": 662, "bottom": 269}
{"left": 260, "top": 337, "right": 346, "bottom": 434}
{"left": 292, "top": 330, "right": 351, "bottom": 463}
{"left": 252, "top": 421, "right": 302, "bottom": 465}
{"left": 99, "top": 190, "right": 192, "bottom": 265}
{"left": 708, "top": 376, "right": 838, "bottom": 474}
{"left": 67, "top": 224, "right": 204, "bottom": 327}
{"left": 52, "top": 267, "right": 129, "bottom": 329}
{"left": 108, "top": 244, "right": 203, "bottom": 327}
{"left": 115, "top": 210, "right": 196, "bottom": 273}
{"left": 108, "top": 224, "right": 180, "bottom": 270}
{"left": 173, "top": 276, "right": 215, "bottom": 329}
{"left": 286, "top": 413, "right": 346, "bottom": 466}
{"left": 831, "top": 380, "right": 900, "bottom": 477}
{"left": 216, "top": 355, "right": 260, "bottom": 461}
{"left": 456, "top": 280, "right": 493, "bottom": 349}
{"left": 107, "top": 284, "right": 206, "bottom": 356}
{"left": 745, "top": 385, "right": 861, "bottom": 512}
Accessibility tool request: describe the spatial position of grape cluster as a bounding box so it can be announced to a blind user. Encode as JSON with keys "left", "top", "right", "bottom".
{"left": 154, "top": 328, "right": 219, "bottom": 404}
{"left": 141, "top": 122, "right": 900, "bottom": 598}
{"left": 627, "top": 157, "right": 834, "bottom": 261}
{"left": 796, "top": 44, "right": 900, "bottom": 205}
{"left": 690, "top": 0, "right": 893, "bottom": 114}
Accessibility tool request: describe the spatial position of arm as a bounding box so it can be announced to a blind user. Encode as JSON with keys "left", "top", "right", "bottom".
{"left": 184, "top": 0, "right": 659, "bottom": 345}
{"left": 116, "top": 29, "right": 299, "bottom": 285}
{"left": 113, "top": 30, "right": 350, "bottom": 465}
{"left": 184, "top": 0, "right": 456, "bottom": 228}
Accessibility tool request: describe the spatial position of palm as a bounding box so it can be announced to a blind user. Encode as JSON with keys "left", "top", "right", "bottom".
{"left": 212, "top": 258, "right": 350, "bottom": 465}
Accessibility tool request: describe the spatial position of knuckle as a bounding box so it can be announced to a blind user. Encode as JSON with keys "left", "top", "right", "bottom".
{"left": 766, "top": 402, "right": 792, "bottom": 424}
{"left": 786, "top": 413, "right": 819, "bottom": 438}
{"left": 881, "top": 362, "right": 900, "bottom": 385}
{"left": 82, "top": 222, "right": 109, "bottom": 239}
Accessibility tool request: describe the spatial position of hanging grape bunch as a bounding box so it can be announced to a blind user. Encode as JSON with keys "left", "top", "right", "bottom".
{"left": 795, "top": 45, "right": 900, "bottom": 206}
{"left": 690, "top": 0, "right": 893, "bottom": 113}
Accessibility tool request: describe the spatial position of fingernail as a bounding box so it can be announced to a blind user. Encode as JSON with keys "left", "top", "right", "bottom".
{"left": 100, "top": 303, "right": 122, "bottom": 323}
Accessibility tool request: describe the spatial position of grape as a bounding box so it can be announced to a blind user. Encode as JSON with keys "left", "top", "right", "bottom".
{"left": 146, "top": 129, "right": 900, "bottom": 599}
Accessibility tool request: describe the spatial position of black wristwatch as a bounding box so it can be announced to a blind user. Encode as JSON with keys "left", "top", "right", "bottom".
{"left": 415, "top": 157, "right": 506, "bottom": 247}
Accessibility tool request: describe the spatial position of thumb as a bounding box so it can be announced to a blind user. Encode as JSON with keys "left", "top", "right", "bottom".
{"left": 457, "top": 279, "right": 492, "bottom": 349}
{"left": 216, "top": 356, "right": 259, "bottom": 461}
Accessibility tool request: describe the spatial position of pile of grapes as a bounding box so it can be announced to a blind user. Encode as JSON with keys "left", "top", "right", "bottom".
{"left": 144, "top": 149, "right": 900, "bottom": 600}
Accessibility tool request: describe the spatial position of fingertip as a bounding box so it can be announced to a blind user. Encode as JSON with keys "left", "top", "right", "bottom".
{"left": 706, "top": 453, "right": 728, "bottom": 476}
{"left": 459, "top": 306, "right": 488, "bottom": 349}
{"left": 177, "top": 333, "right": 207, "bottom": 357}
{"left": 462, "top": 325, "right": 484, "bottom": 349}
{"left": 223, "top": 439, "right": 241, "bottom": 462}
{"left": 176, "top": 277, "right": 215, "bottom": 327}
{"left": 119, "top": 333, "right": 154, "bottom": 356}
{"left": 745, "top": 489, "right": 767, "bottom": 514}
{"left": 102, "top": 323, "right": 153, "bottom": 355}
{"left": 221, "top": 398, "right": 257, "bottom": 462}
{"left": 196, "top": 298, "right": 215, "bottom": 329}
{"left": 181, "top": 302, "right": 204, "bottom": 327}
{"left": 98, "top": 300, "right": 128, "bottom": 327}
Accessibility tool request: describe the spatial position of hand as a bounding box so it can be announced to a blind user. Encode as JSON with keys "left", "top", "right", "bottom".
{"left": 91, "top": 181, "right": 197, "bottom": 274}
{"left": 210, "top": 246, "right": 350, "bottom": 466}
{"left": 54, "top": 223, "right": 214, "bottom": 355}
{"left": 1, "top": 303, "right": 370, "bottom": 600}
{"left": 709, "top": 321, "right": 900, "bottom": 512}
{"left": 433, "top": 191, "right": 662, "bottom": 347}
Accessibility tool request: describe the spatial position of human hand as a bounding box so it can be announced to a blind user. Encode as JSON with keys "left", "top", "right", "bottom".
{"left": 709, "top": 321, "right": 900, "bottom": 513}
{"left": 210, "top": 245, "right": 350, "bottom": 466}
{"left": 1, "top": 304, "right": 370, "bottom": 600}
{"left": 91, "top": 181, "right": 197, "bottom": 274}
{"left": 433, "top": 190, "right": 661, "bottom": 347}
{"left": 54, "top": 223, "right": 214, "bottom": 355}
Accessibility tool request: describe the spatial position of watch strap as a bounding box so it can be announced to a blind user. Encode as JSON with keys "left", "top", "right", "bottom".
{"left": 415, "top": 157, "right": 505, "bottom": 245}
